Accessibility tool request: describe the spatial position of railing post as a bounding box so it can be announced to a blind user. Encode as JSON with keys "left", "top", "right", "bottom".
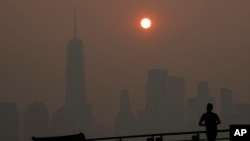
{"left": 155, "top": 136, "right": 163, "bottom": 141}
{"left": 116, "top": 138, "right": 122, "bottom": 141}
{"left": 192, "top": 133, "right": 200, "bottom": 141}
{"left": 146, "top": 136, "right": 154, "bottom": 141}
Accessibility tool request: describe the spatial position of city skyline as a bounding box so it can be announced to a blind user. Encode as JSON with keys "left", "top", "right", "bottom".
{"left": 1, "top": 68, "right": 249, "bottom": 140}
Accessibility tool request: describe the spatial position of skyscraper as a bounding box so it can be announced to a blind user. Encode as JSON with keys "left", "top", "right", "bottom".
{"left": 23, "top": 101, "right": 49, "bottom": 141}
{"left": 146, "top": 69, "right": 168, "bottom": 113}
{"left": 168, "top": 76, "right": 185, "bottom": 131}
{"left": 197, "top": 81, "right": 209, "bottom": 97}
{"left": 64, "top": 8, "right": 94, "bottom": 135}
{"left": 196, "top": 81, "right": 215, "bottom": 113}
{"left": 145, "top": 69, "right": 170, "bottom": 132}
{"left": 51, "top": 9, "right": 94, "bottom": 136}
{"left": 220, "top": 88, "right": 233, "bottom": 128}
{"left": 65, "top": 8, "right": 86, "bottom": 109}
{"left": 0, "top": 102, "right": 20, "bottom": 141}
{"left": 115, "top": 89, "right": 136, "bottom": 136}
{"left": 186, "top": 81, "right": 214, "bottom": 130}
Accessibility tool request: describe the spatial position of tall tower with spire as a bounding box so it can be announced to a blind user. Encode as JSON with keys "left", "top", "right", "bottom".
{"left": 65, "top": 8, "right": 85, "bottom": 110}
{"left": 63, "top": 8, "right": 94, "bottom": 135}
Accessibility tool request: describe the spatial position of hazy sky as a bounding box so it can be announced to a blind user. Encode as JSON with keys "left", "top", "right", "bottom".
{"left": 1, "top": 0, "right": 250, "bottom": 124}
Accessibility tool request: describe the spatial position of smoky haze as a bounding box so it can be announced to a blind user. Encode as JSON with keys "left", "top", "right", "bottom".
{"left": 0, "top": 0, "right": 250, "bottom": 140}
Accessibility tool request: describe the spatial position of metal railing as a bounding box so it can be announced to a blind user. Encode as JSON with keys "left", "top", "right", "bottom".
{"left": 32, "top": 129, "right": 230, "bottom": 141}
{"left": 87, "top": 129, "right": 230, "bottom": 141}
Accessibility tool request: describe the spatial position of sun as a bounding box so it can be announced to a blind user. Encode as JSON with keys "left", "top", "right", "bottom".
{"left": 140, "top": 18, "right": 151, "bottom": 29}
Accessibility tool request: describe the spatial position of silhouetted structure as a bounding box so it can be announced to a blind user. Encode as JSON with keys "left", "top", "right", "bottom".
{"left": 0, "top": 102, "right": 20, "bottom": 141}
{"left": 199, "top": 103, "right": 221, "bottom": 141}
{"left": 231, "top": 103, "right": 250, "bottom": 124}
{"left": 143, "top": 69, "right": 170, "bottom": 133}
{"left": 220, "top": 88, "right": 250, "bottom": 125}
{"left": 51, "top": 9, "right": 94, "bottom": 136}
{"left": 220, "top": 88, "right": 233, "bottom": 128}
{"left": 115, "top": 89, "right": 136, "bottom": 135}
{"left": 95, "top": 124, "right": 114, "bottom": 137}
{"left": 50, "top": 107, "right": 68, "bottom": 136}
{"left": 137, "top": 70, "right": 186, "bottom": 135}
{"left": 23, "top": 101, "right": 50, "bottom": 141}
{"left": 167, "top": 76, "right": 185, "bottom": 131}
{"left": 187, "top": 81, "right": 215, "bottom": 130}
{"left": 87, "top": 129, "right": 230, "bottom": 141}
{"left": 32, "top": 133, "right": 86, "bottom": 141}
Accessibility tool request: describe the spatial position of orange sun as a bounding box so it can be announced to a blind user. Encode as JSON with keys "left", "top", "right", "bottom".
{"left": 140, "top": 18, "right": 151, "bottom": 29}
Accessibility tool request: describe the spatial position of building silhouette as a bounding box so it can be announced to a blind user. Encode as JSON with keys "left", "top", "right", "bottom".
{"left": 115, "top": 89, "right": 136, "bottom": 136}
{"left": 138, "top": 70, "right": 186, "bottom": 133}
{"left": 220, "top": 88, "right": 233, "bottom": 128}
{"left": 51, "top": 9, "right": 94, "bottom": 137}
{"left": 136, "top": 70, "right": 186, "bottom": 136}
{"left": 95, "top": 123, "right": 114, "bottom": 138}
{"left": 65, "top": 8, "right": 86, "bottom": 109}
{"left": 231, "top": 103, "right": 250, "bottom": 124}
{"left": 23, "top": 101, "right": 49, "bottom": 141}
{"left": 220, "top": 88, "right": 250, "bottom": 127}
{"left": 0, "top": 102, "right": 20, "bottom": 141}
{"left": 167, "top": 76, "right": 185, "bottom": 131}
{"left": 50, "top": 107, "right": 68, "bottom": 136}
{"left": 143, "top": 69, "right": 170, "bottom": 133}
{"left": 186, "top": 81, "right": 215, "bottom": 130}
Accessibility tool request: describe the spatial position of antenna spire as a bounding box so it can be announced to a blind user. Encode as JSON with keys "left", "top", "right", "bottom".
{"left": 74, "top": 8, "right": 77, "bottom": 40}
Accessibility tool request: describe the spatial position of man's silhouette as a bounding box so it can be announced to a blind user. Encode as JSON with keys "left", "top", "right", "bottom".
{"left": 199, "top": 103, "right": 221, "bottom": 141}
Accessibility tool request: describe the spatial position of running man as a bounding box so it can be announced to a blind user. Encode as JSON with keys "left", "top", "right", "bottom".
{"left": 199, "top": 103, "right": 221, "bottom": 141}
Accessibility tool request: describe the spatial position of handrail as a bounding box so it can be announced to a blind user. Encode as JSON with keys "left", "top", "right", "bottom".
{"left": 31, "top": 129, "right": 230, "bottom": 141}
{"left": 87, "top": 129, "right": 230, "bottom": 141}
{"left": 32, "top": 133, "right": 86, "bottom": 141}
